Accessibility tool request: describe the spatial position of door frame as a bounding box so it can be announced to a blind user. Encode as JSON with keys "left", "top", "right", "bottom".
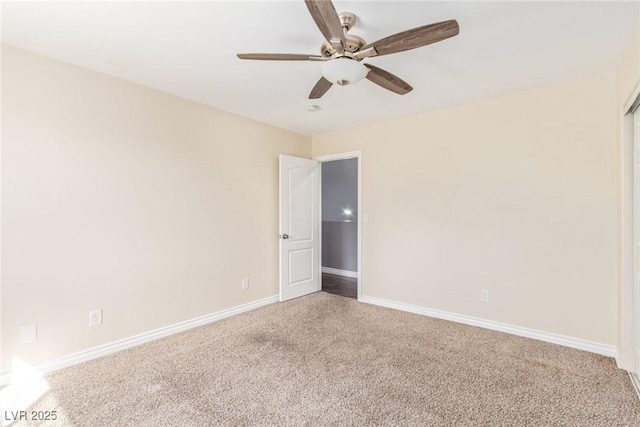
{"left": 314, "top": 150, "right": 363, "bottom": 300}
{"left": 620, "top": 82, "right": 640, "bottom": 373}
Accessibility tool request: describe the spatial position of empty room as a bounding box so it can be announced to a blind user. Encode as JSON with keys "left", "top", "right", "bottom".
{"left": 2, "top": 0, "right": 640, "bottom": 425}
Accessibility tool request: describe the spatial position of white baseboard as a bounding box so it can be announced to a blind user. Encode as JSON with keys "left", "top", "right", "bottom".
{"left": 360, "top": 295, "right": 616, "bottom": 358}
{"left": 322, "top": 267, "right": 358, "bottom": 278}
{"left": 0, "top": 295, "right": 279, "bottom": 386}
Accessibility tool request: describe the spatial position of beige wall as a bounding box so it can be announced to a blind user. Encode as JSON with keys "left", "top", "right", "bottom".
{"left": 313, "top": 73, "right": 618, "bottom": 345}
{"left": 1, "top": 45, "right": 311, "bottom": 374}
{"left": 617, "top": 21, "right": 640, "bottom": 110}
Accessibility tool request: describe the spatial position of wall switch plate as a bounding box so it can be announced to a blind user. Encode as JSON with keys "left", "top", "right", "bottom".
{"left": 363, "top": 214, "right": 369, "bottom": 224}
{"left": 481, "top": 290, "right": 490, "bottom": 303}
{"left": 21, "top": 324, "right": 37, "bottom": 344}
{"left": 89, "top": 309, "right": 103, "bottom": 327}
{"left": 242, "top": 278, "right": 250, "bottom": 290}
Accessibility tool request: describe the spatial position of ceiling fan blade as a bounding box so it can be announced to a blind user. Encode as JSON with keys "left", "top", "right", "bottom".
{"left": 237, "top": 53, "right": 324, "bottom": 61}
{"left": 309, "top": 77, "right": 333, "bottom": 99}
{"left": 304, "top": 0, "right": 346, "bottom": 48}
{"left": 362, "top": 19, "right": 459, "bottom": 57}
{"left": 365, "top": 64, "right": 413, "bottom": 95}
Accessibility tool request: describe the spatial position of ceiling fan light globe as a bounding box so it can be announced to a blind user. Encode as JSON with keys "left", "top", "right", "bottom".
{"left": 321, "top": 58, "right": 368, "bottom": 86}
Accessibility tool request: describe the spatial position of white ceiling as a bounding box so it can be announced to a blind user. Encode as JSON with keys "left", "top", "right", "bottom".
{"left": 2, "top": 1, "right": 638, "bottom": 136}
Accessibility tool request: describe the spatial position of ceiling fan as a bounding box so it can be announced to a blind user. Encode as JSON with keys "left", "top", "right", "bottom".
{"left": 237, "top": 0, "right": 459, "bottom": 99}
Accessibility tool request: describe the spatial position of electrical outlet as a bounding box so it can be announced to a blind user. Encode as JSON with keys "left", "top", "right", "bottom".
{"left": 21, "top": 324, "right": 37, "bottom": 344}
{"left": 481, "top": 290, "right": 490, "bottom": 303}
{"left": 242, "top": 278, "right": 250, "bottom": 290}
{"left": 89, "top": 309, "right": 103, "bottom": 327}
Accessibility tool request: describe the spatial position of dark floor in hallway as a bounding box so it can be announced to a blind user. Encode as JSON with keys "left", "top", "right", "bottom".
{"left": 322, "top": 273, "right": 357, "bottom": 299}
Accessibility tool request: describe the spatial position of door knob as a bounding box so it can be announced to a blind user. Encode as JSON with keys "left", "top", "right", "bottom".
{"left": 281, "top": 234, "right": 289, "bottom": 239}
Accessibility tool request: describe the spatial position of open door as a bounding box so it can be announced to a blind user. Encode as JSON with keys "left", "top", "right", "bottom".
{"left": 279, "top": 155, "right": 320, "bottom": 301}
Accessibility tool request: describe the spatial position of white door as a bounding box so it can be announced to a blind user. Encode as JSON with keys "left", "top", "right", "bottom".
{"left": 279, "top": 154, "right": 320, "bottom": 302}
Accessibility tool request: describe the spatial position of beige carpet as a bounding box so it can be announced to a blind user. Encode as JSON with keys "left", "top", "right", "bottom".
{"left": 8, "top": 292, "right": 640, "bottom": 426}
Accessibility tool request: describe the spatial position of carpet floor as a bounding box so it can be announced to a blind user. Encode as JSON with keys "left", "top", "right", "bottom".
{"left": 7, "top": 292, "right": 640, "bottom": 426}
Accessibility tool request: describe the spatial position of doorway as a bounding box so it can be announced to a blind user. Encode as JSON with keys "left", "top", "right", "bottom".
{"left": 316, "top": 151, "right": 362, "bottom": 300}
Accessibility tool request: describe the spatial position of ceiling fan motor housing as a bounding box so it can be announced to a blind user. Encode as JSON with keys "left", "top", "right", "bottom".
{"left": 321, "top": 12, "right": 366, "bottom": 60}
{"left": 321, "top": 34, "right": 367, "bottom": 59}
